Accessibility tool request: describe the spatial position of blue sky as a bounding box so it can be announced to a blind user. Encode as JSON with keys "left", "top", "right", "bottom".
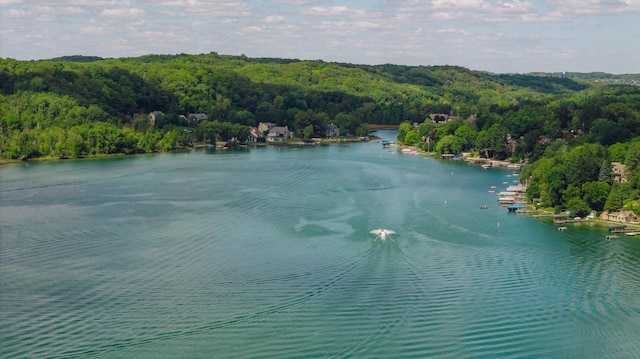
{"left": 1, "top": 0, "right": 639, "bottom": 73}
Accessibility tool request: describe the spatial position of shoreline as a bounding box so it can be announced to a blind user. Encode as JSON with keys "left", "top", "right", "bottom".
{"left": 510, "top": 204, "right": 640, "bottom": 235}
{"left": 393, "top": 143, "right": 640, "bottom": 237}
{"left": 0, "top": 136, "right": 376, "bottom": 166}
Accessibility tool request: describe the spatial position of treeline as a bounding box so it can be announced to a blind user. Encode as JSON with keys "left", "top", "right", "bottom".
{"left": 2, "top": 52, "right": 640, "bottom": 214}
{"left": 1, "top": 53, "right": 640, "bottom": 215}
{"left": 521, "top": 140, "right": 640, "bottom": 216}
{"left": 396, "top": 84, "right": 640, "bottom": 215}
{"left": 398, "top": 84, "right": 640, "bottom": 159}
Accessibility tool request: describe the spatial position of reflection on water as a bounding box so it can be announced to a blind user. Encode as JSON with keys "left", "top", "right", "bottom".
{"left": 2, "top": 131, "right": 640, "bottom": 358}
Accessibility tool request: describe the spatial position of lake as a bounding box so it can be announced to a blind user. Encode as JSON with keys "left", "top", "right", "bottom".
{"left": 2, "top": 130, "right": 640, "bottom": 358}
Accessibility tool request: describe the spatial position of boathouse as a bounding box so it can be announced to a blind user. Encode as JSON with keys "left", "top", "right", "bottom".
{"left": 608, "top": 225, "right": 627, "bottom": 233}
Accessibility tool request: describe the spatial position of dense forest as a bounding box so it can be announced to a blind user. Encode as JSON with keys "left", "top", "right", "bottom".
{"left": 1, "top": 52, "right": 639, "bottom": 215}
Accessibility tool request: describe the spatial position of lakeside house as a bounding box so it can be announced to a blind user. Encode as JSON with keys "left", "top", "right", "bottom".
{"left": 148, "top": 111, "right": 164, "bottom": 126}
{"left": 258, "top": 122, "right": 275, "bottom": 134}
{"left": 429, "top": 113, "right": 459, "bottom": 124}
{"left": 266, "top": 126, "right": 293, "bottom": 142}
{"left": 248, "top": 127, "right": 262, "bottom": 142}
{"left": 256, "top": 122, "right": 293, "bottom": 142}
{"left": 601, "top": 210, "right": 639, "bottom": 223}
{"left": 612, "top": 162, "right": 627, "bottom": 183}
{"left": 188, "top": 113, "right": 208, "bottom": 123}
{"left": 326, "top": 123, "right": 340, "bottom": 138}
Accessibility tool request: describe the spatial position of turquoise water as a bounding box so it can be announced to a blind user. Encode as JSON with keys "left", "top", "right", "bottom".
{"left": 2, "top": 131, "right": 640, "bottom": 358}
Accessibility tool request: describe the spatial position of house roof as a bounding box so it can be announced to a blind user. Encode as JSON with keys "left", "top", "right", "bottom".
{"left": 612, "top": 162, "right": 625, "bottom": 173}
{"left": 189, "top": 113, "right": 208, "bottom": 121}
{"left": 269, "top": 126, "right": 289, "bottom": 134}
{"left": 619, "top": 211, "right": 637, "bottom": 217}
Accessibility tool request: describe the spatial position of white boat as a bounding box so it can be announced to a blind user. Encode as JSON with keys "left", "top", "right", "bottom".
{"left": 370, "top": 228, "right": 395, "bottom": 241}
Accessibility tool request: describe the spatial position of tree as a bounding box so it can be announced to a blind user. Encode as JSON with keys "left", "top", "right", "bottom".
{"left": 604, "top": 184, "right": 627, "bottom": 211}
{"left": 542, "top": 162, "right": 568, "bottom": 207}
{"left": 454, "top": 124, "right": 477, "bottom": 151}
{"left": 159, "top": 128, "right": 191, "bottom": 150}
{"left": 355, "top": 123, "right": 370, "bottom": 137}
{"left": 303, "top": 124, "right": 314, "bottom": 139}
{"left": 487, "top": 123, "right": 509, "bottom": 160}
{"left": 562, "top": 184, "right": 582, "bottom": 203}
{"left": 197, "top": 121, "right": 217, "bottom": 145}
{"left": 624, "top": 143, "right": 640, "bottom": 189}
{"left": 523, "top": 157, "right": 553, "bottom": 202}
{"left": 435, "top": 134, "right": 462, "bottom": 154}
{"left": 566, "top": 197, "right": 591, "bottom": 218}
{"left": 417, "top": 121, "right": 437, "bottom": 142}
{"left": 598, "top": 159, "right": 613, "bottom": 184}
{"left": 588, "top": 118, "right": 629, "bottom": 146}
{"left": 582, "top": 181, "right": 610, "bottom": 212}
{"left": 397, "top": 121, "right": 411, "bottom": 143}
{"left": 437, "top": 120, "right": 461, "bottom": 140}
{"left": 608, "top": 142, "right": 629, "bottom": 162}
{"left": 475, "top": 130, "right": 491, "bottom": 158}
{"left": 233, "top": 109, "right": 255, "bottom": 126}
{"left": 564, "top": 143, "right": 607, "bottom": 187}
{"left": 404, "top": 130, "right": 419, "bottom": 145}
{"left": 333, "top": 113, "right": 351, "bottom": 134}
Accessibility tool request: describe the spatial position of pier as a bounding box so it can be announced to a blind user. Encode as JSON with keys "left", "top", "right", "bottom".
{"left": 608, "top": 225, "right": 628, "bottom": 233}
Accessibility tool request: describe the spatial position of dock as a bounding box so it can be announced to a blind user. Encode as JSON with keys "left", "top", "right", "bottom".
{"left": 507, "top": 205, "right": 526, "bottom": 213}
{"left": 608, "top": 225, "right": 628, "bottom": 233}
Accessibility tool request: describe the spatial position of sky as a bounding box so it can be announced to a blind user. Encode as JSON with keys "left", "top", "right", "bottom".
{"left": 1, "top": 0, "right": 639, "bottom": 74}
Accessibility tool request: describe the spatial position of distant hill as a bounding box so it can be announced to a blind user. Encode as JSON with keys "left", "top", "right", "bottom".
{"left": 1, "top": 52, "right": 639, "bottom": 164}
{"left": 529, "top": 72, "right": 640, "bottom": 86}
{"left": 49, "top": 55, "right": 106, "bottom": 63}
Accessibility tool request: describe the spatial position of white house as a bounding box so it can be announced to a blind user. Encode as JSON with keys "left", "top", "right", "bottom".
{"left": 266, "top": 126, "right": 292, "bottom": 142}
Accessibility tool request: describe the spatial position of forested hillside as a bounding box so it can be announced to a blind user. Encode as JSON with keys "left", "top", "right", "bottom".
{"left": 0, "top": 53, "right": 640, "bottom": 213}
{"left": 1, "top": 52, "right": 640, "bottom": 215}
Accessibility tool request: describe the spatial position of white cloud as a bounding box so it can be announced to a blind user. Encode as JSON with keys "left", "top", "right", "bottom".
{"left": 392, "top": 0, "right": 535, "bottom": 14}
{"left": 237, "top": 25, "right": 263, "bottom": 35}
{"left": 82, "top": 26, "right": 106, "bottom": 35}
{"left": 264, "top": 15, "right": 287, "bottom": 23}
{"left": 139, "top": 0, "right": 254, "bottom": 17}
{"left": 546, "top": 0, "right": 640, "bottom": 15}
{"left": 271, "top": 0, "right": 317, "bottom": 4}
{"left": 301, "top": 6, "right": 349, "bottom": 16}
{"left": 101, "top": 7, "right": 145, "bottom": 17}
{"left": 431, "top": 11, "right": 466, "bottom": 20}
{"left": 33, "top": 5, "right": 86, "bottom": 15}
{"left": 6, "top": 8, "right": 30, "bottom": 16}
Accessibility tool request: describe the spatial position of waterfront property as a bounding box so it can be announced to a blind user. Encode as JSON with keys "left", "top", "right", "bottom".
{"left": 601, "top": 210, "right": 639, "bottom": 223}
{"left": 498, "top": 196, "right": 516, "bottom": 205}
{"left": 608, "top": 225, "right": 628, "bottom": 233}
